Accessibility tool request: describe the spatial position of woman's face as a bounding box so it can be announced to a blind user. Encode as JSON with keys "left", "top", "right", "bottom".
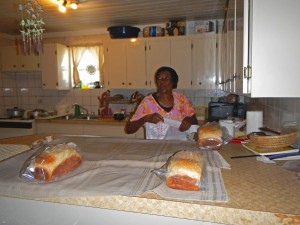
{"left": 156, "top": 71, "right": 173, "bottom": 94}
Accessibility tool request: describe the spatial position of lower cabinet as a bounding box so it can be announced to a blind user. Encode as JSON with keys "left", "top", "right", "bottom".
{"left": 36, "top": 123, "right": 144, "bottom": 139}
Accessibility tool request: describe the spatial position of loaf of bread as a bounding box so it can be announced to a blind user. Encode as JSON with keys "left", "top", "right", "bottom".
{"left": 197, "top": 122, "right": 223, "bottom": 150}
{"left": 34, "top": 144, "right": 82, "bottom": 181}
{"left": 166, "top": 151, "right": 203, "bottom": 191}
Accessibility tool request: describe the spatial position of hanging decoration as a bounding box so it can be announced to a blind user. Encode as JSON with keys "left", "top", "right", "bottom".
{"left": 19, "top": 0, "right": 45, "bottom": 55}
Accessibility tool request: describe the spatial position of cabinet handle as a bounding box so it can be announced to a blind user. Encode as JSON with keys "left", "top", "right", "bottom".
{"left": 145, "top": 81, "right": 147, "bottom": 86}
{"left": 13, "top": 65, "right": 16, "bottom": 68}
{"left": 219, "top": 78, "right": 232, "bottom": 85}
{"left": 128, "top": 82, "right": 131, "bottom": 85}
{"left": 122, "top": 82, "right": 125, "bottom": 85}
{"left": 198, "top": 82, "right": 202, "bottom": 85}
{"left": 22, "top": 64, "right": 24, "bottom": 67}
{"left": 43, "top": 83, "right": 46, "bottom": 86}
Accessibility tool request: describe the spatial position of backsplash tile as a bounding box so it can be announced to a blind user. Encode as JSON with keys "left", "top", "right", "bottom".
{"left": 1, "top": 71, "right": 300, "bottom": 145}
{"left": 247, "top": 97, "right": 300, "bottom": 145}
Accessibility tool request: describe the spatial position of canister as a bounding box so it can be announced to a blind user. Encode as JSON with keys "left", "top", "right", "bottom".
{"left": 219, "top": 119, "right": 235, "bottom": 137}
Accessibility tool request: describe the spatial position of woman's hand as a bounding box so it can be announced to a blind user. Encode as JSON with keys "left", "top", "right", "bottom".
{"left": 179, "top": 115, "right": 198, "bottom": 132}
{"left": 146, "top": 113, "right": 164, "bottom": 124}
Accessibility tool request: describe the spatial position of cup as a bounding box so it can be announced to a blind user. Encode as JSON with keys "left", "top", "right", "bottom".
{"left": 246, "top": 111, "right": 263, "bottom": 134}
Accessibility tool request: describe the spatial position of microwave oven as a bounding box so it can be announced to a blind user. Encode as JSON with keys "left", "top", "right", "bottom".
{"left": 208, "top": 102, "right": 246, "bottom": 121}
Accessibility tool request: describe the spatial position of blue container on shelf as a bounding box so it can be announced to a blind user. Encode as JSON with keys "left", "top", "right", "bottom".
{"left": 107, "top": 26, "right": 140, "bottom": 39}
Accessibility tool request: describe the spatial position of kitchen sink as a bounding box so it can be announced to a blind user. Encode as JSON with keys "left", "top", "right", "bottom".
{"left": 56, "top": 115, "right": 100, "bottom": 120}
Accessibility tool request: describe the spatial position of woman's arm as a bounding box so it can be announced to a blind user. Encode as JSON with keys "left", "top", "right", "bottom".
{"left": 124, "top": 113, "right": 164, "bottom": 134}
{"left": 178, "top": 114, "right": 198, "bottom": 132}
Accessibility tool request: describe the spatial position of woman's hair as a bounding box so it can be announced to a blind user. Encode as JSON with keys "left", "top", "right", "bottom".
{"left": 154, "top": 66, "right": 179, "bottom": 89}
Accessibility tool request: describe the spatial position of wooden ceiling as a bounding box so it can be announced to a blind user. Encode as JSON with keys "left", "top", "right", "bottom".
{"left": 0, "top": 0, "right": 227, "bottom": 37}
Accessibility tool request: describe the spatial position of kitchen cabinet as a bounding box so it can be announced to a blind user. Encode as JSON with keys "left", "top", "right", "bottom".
{"left": 222, "top": 0, "right": 300, "bottom": 97}
{"left": 104, "top": 36, "right": 216, "bottom": 90}
{"left": 40, "top": 43, "right": 70, "bottom": 90}
{"left": 104, "top": 39, "right": 146, "bottom": 89}
{"left": 0, "top": 46, "right": 40, "bottom": 72}
{"left": 219, "top": 0, "right": 237, "bottom": 93}
{"left": 170, "top": 37, "right": 193, "bottom": 89}
{"left": 126, "top": 40, "right": 147, "bottom": 89}
{"left": 192, "top": 33, "right": 217, "bottom": 89}
{"left": 103, "top": 40, "right": 127, "bottom": 89}
{"left": 145, "top": 37, "right": 171, "bottom": 89}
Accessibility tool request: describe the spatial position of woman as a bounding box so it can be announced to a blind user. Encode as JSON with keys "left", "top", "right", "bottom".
{"left": 125, "top": 66, "right": 198, "bottom": 140}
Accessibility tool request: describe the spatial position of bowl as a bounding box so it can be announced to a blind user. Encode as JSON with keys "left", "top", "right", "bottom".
{"left": 113, "top": 113, "right": 125, "bottom": 121}
{"left": 107, "top": 26, "right": 140, "bottom": 39}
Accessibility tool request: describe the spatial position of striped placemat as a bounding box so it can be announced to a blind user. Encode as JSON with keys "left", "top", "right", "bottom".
{"left": 0, "top": 144, "right": 31, "bottom": 162}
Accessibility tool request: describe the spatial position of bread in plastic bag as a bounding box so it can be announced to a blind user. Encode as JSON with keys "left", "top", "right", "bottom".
{"left": 196, "top": 122, "right": 229, "bottom": 150}
{"left": 20, "top": 139, "right": 82, "bottom": 183}
{"left": 152, "top": 150, "right": 205, "bottom": 191}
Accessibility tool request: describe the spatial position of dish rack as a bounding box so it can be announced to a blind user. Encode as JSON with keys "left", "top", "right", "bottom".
{"left": 248, "top": 132, "right": 298, "bottom": 148}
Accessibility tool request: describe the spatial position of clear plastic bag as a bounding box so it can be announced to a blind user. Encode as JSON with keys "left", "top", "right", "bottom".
{"left": 19, "top": 138, "right": 82, "bottom": 183}
{"left": 152, "top": 150, "right": 206, "bottom": 191}
{"left": 196, "top": 122, "right": 230, "bottom": 150}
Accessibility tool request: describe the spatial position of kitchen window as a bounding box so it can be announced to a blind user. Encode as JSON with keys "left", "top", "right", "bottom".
{"left": 70, "top": 45, "right": 104, "bottom": 89}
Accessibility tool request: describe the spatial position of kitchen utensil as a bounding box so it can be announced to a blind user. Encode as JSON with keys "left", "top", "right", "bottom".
{"left": 7, "top": 107, "right": 25, "bottom": 118}
{"left": 28, "top": 109, "right": 49, "bottom": 118}
{"left": 107, "top": 26, "right": 140, "bottom": 39}
{"left": 259, "top": 126, "right": 281, "bottom": 135}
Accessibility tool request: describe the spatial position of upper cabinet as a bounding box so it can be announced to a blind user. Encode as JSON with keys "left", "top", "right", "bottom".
{"left": 40, "top": 43, "right": 70, "bottom": 90}
{"left": 104, "top": 35, "right": 216, "bottom": 90}
{"left": 221, "top": 0, "right": 300, "bottom": 97}
{"left": 145, "top": 38, "right": 171, "bottom": 89}
{"left": 104, "top": 39, "right": 147, "bottom": 89}
{"left": 170, "top": 37, "right": 193, "bottom": 89}
{"left": 192, "top": 33, "right": 217, "bottom": 90}
{"left": 0, "top": 46, "right": 40, "bottom": 72}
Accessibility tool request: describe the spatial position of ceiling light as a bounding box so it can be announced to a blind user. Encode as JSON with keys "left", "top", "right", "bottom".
{"left": 57, "top": 0, "right": 79, "bottom": 13}
{"left": 58, "top": 1, "right": 67, "bottom": 13}
{"left": 70, "top": 2, "right": 78, "bottom": 10}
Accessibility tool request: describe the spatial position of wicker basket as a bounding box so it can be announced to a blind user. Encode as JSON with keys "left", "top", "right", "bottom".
{"left": 248, "top": 132, "right": 298, "bottom": 148}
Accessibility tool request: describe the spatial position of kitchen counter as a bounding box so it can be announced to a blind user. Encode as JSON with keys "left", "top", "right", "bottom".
{"left": 0, "top": 134, "right": 299, "bottom": 225}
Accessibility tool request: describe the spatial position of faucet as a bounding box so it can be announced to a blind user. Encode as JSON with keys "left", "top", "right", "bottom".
{"left": 73, "top": 103, "right": 89, "bottom": 116}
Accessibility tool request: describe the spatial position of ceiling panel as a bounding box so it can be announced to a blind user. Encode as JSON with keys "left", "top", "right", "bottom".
{"left": 0, "top": 0, "right": 227, "bottom": 36}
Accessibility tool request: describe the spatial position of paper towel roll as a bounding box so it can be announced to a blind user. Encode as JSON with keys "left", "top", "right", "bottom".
{"left": 246, "top": 111, "right": 263, "bottom": 134}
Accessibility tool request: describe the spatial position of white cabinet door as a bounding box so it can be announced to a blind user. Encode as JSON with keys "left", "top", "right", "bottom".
{"left": 104, "top": 40, "right": 127, "bottom": 89}
{"left": 21, "top": 53, "right": 41, "bottom": 72}
{"left": 0, "top": 46, "right": 19, "bottom": 72}
{"left": 145, "top": 38, "right": 171, "bottom": 89}
{"left": 104, "top": 39, "right": 147, "bottom": 89}
{"left": 126, "top": 40, "right": 147, "bottom": 89}
{"left": 0, "top": 46, "right": 40, "bottom": 72}
{"left": 41, "top": 43, "right": 70, "bottom": 90}
{"left": 192, "top": 34, "right": 217, "bottom": 89}
{"left": 170, "top": 37, "right": 193, "bottom": 89}
{"left": 241, "top": 0, "right": 300, "bottom": 97}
